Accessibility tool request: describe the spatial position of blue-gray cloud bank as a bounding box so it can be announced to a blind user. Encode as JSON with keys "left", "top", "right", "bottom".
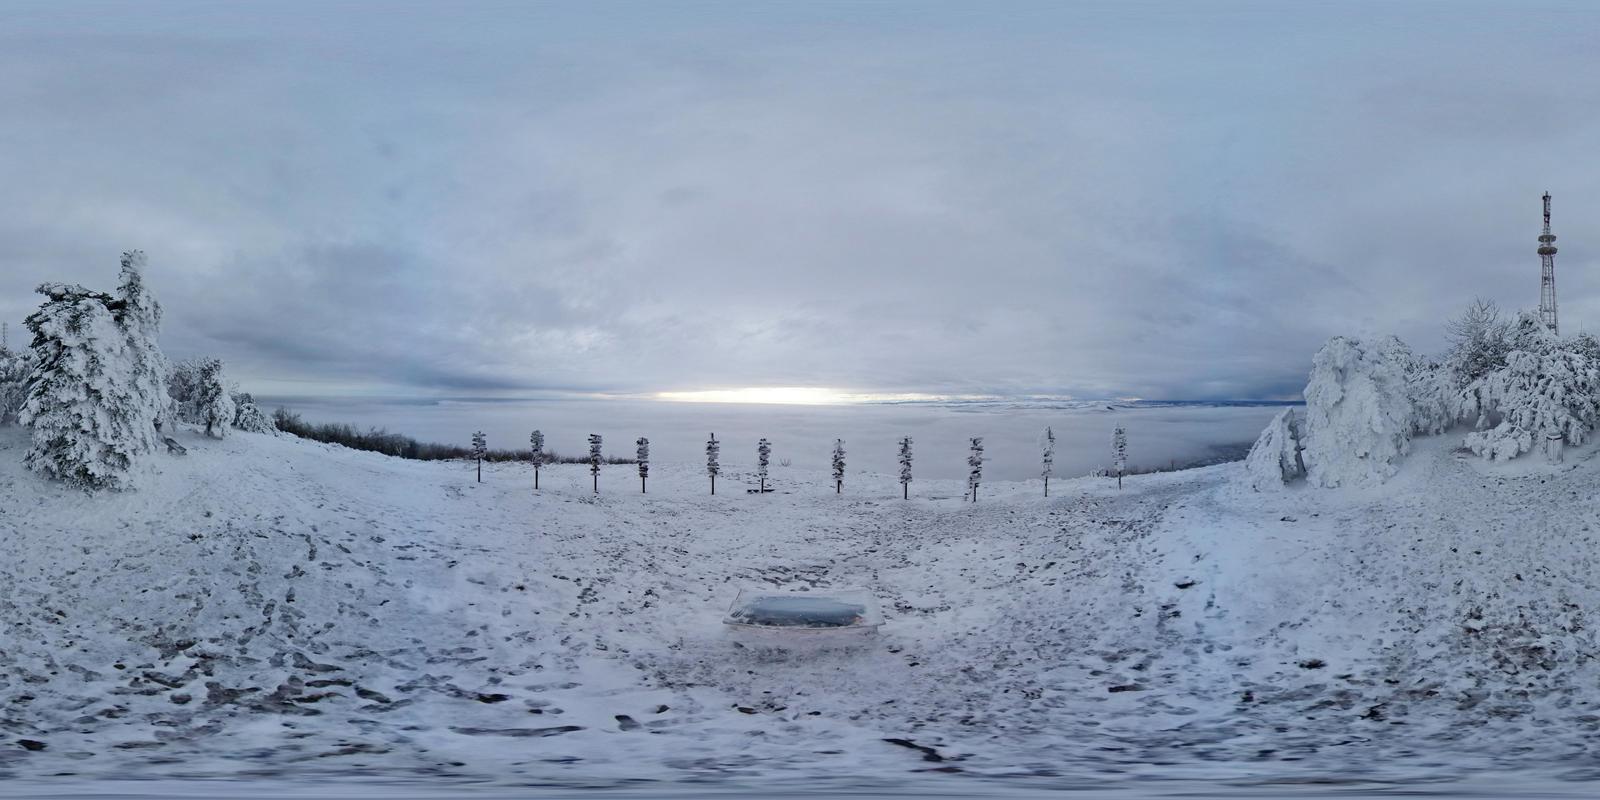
{"left": 2, "top": 1, "right": 1597, "bottom": 400}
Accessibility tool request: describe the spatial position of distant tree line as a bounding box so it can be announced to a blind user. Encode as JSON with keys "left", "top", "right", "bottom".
{"left": 267, "top": 407, "right": 635, "bottom": 464}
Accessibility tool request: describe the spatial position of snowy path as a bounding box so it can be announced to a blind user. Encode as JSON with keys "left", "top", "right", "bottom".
{"left": 5, "top": 427, "right": 1600, "bottom": 793}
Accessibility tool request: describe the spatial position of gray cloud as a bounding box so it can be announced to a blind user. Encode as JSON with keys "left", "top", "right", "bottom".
{"left": 2, "top": 1, "right": 1597, "bottom": 400}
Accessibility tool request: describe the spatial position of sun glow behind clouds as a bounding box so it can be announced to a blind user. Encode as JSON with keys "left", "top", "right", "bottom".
{"left": 653, "top": 387, "right": 959, "bottom": 405}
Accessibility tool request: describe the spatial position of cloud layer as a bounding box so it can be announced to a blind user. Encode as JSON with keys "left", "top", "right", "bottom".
{"left": 3, "top": 1, "right": 1598, "bottom": 400}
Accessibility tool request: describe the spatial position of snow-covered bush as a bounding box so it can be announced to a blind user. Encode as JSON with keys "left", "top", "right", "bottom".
{"left": 19, "top": 284, "right": 155, "bottom": 490}
{"left": 1259, "top": 301, "right": 1600, "bottom": 482}
{"left": 1243, "top": 407, "right": 1306, "bottom": 491}
{"left": 1462, "top": 348, "right": 1600, "bottom": 462}
{"left": 1301, "top": 336, "right": 1418, "bottom": 488}
{"left": 231, "top": 391, "right": 276, "bottom": 434}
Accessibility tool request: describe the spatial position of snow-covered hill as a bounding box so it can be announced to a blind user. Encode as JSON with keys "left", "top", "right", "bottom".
{"left": 4, "top": 426, "right": 1600, "bottom": 793}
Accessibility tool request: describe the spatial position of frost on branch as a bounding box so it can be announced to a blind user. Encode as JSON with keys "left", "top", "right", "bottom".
{"left": 1243, "top": 407, "right": 1306, "bottom": 490}
{"left": 1301, "top": 336, "right": 1417, "bottom": 488}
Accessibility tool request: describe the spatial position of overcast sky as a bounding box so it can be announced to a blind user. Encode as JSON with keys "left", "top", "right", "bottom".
{"left": 3, "top": 1, "right": 1598, "bottom": 401}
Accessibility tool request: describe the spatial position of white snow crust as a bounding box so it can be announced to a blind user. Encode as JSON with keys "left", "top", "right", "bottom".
{"left": 5, "top": 426, "right": 1600, "bottom": 791}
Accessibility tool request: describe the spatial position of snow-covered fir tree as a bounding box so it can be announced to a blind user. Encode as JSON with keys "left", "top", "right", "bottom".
{"left": 1300, "top": 336, "right": 1415, "bottom": 487}
{"left": 967, "top": 436, "right": 984, "bottom": 502}
{"left": 230, "top": 391, "right": 276, "bottom": 434}
{"left": 588, "top": 433, "right": 603, "bottom": 493}
{"left": 636, "top": 436, "right": 650, "bottom": 493}
{"left": 18, "top": 284, "right": 152, "bottom": 490}
{"left": 471, "top": 430, "right": 487, "bottom": 483}
{"left": 898, "top": 436, "right": 913, "bottom": 499}
{"left": 1112, "top": 425, "right": 1127, "bottom": 489}
{"left": 1041, "top": 426, "right": 1055, "bottom": 497}
{"left": 529, "top": 429, "right": 545, "bottom": 490}
{"left": 831, "top": 438, "right": 845, "bottom": 494}
{"left": 706, "top": 432, "right": 720, "bottom": 495}
{"left": 115, "top": 250, "right": 175, "bottom": 433}
{"left": 193, "top": 359, "right": 235, "bottom": 438}
{"left": 757, "top": 438, "right": 771, "bottom": 492}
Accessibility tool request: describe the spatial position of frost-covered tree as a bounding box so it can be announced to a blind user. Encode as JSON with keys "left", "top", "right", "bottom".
{"left": 831, "top": 438, "right": 845, "bottom": 494}
{"left": 967, "top": 436, "right": 984, "bottom": 502}
{"left": 0, "top": 331, "right": 35, "bottom": 426}
{"left": 588, "top": 433, "right": 603, "bottom": 493}
{"left": 1112, "top": 426, "right": 1127, "bottom": 489}
{"left": 1040, "top": 426, "right": 1055, "bottom": 497}
{"left": 194, "top": 359, "right": 235, "bottom": 438}
{"left": 1300, "top": 336, "right": 1416, "bottom": 488}
{"left": 1462, "top": 348, "right": 1599, "bottom": 462}
{"left": 169, "top": 357, "right": 235, "bottom": 437}
{"left": 757, "top": 437, "right": 771, "bottom": 492}
{"left": 18, "top": 284, "right": 152, "bottom": 490}
{"left": 1444, "top": 297, "right": 1512, "bottom": 387}
{"left": 706, "top": 432, "right": 720, "bottom": 495}
{"left": 529, "top": 429, "right": 546, "bottom": 490}
{"left": 898, "top": 436, "right": 913, "bottom": 499}
{"left": 471, "top": 430, "right": 487, "bottom": 482}
{"left": 636, "top": 436, "right": 650, "bottom": 493}
{"left": 1243, "top": 407, "right": 1307, "bottom": 490}
{"left": 116, "top": 250, "right": 175, "bottom": 433}
{"left": 231, "top": 391, "right": 276, "bottom": 434}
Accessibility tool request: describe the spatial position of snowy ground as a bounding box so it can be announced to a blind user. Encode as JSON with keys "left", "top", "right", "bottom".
{"left": 5, "top": 426, "right": 1600, "bottom": 796}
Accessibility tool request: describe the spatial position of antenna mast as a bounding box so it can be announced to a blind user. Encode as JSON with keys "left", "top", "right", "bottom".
{"left": 1538, "top": 192, "right": 1559, "bottom": 335}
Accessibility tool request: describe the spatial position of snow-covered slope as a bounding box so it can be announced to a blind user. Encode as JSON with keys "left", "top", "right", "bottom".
{"left": 4, "top": 426, "right": 1600, "bottom": 791}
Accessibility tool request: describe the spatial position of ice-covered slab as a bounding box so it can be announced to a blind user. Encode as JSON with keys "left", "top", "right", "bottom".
{"left": 723, "top": 587, "right": 882, "bottom": 635}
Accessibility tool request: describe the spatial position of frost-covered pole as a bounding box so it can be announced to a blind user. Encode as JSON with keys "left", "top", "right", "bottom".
{"left": 898, "top": 436, "right": 913, "bottom": 499}
{"left": 706, "top": 432, "right": 720, "bottom": 495}
{"left": 588, "top": 433, "right": 603, "bottom": 493}
{"left": 831, "top": 438, "right": 846, "bottom": 494}
{"left": 967, "top": 436, "right": 984, "bottom": 502}
{"left": 471, "top": 431, "right": 487, "bottom": 483}
{"left": 757, "top": 438, "right": 771, "bottom": 493}
{"left": 636, "top": 436, "right": 650, "bottom": 493}
{"left": 1041, "top": 426, "right": 1055, "bottom": 497}
{"left": 529, "top": 429, "right": 545, "bottom": 490}
{"left": 1113, "top": 425, "right": 1127, "bottom": 490}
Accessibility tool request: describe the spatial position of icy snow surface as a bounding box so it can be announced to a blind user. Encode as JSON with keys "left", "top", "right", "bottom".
{"left": 6, "top": 426, "right": 1600, "bottom": 796}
